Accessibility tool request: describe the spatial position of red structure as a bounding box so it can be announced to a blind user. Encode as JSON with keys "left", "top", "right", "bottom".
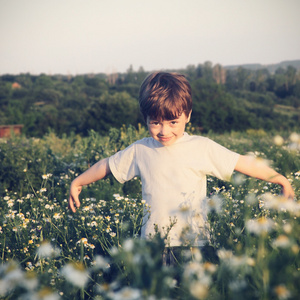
{"left": 0, "top": 125, "right": 24, "bottom": 138}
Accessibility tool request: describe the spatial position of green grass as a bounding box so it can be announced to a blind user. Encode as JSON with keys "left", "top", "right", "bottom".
{"left": 0, "top": 127, "right": 299, "bottom": 299}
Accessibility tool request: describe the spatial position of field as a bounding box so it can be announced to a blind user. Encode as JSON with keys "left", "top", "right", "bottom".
{"left": 0, "top": 126, "right": 299, "bottom": 300}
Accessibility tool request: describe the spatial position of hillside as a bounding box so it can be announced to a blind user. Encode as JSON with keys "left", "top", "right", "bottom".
{"left": 0, "top": 61, "right": 299, "bottom": 137}
{"left": 225, "top": 60, "right": 300, "bottom": 73}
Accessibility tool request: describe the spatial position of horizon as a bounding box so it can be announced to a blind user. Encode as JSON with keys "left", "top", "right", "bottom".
{"left": 1, "top": 59, "right": 299, "bottom": 77}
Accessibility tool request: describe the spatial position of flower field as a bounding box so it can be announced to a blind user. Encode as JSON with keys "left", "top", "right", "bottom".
{"left": 0, "top": 126, "right": 299, "bottom": 300}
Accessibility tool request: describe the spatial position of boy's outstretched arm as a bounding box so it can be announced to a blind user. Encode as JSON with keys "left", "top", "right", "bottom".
{"left": 234, "top": 155, "right": 295, "bottom": 199}
{"left": 68, "top": 158, "right": 111, "bottom": 212}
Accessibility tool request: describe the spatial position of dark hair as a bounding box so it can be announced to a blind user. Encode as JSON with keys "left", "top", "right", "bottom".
{"left": 138, "top": 72, "right": 192, "bottom": 121}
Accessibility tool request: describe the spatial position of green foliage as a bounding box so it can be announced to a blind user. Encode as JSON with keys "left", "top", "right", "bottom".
{"left": 0, "top": 125, "right": 148, "bottom": 198}
{"left": 1, "top": 63, "right": 300, "bottom": 137}
{"left": 0, "top": 129, "right": 300, "bottom": 299}
{"left": 191, "top": 78, "right": 256, "bottom": 132}
{"left": 81, "top": 91, "right": 140, "bottom": 135}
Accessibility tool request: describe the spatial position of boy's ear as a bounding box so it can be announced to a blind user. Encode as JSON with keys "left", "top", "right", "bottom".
{"left": 186, "top": 111, "right": 192, "bottom": 123}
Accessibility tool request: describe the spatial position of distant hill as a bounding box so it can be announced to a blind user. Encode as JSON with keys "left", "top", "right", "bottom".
{"left": 224, "top": 60, "right": 300, "bottom": 73}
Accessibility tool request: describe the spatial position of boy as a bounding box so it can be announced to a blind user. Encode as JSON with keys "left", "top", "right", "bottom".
{"left": 69, "top": 72, "right": 295, "bottom": 248}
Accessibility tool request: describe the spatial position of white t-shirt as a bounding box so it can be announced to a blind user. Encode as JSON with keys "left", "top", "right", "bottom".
{"left": 108, "top": 132, "right": 239, "bottom": 246}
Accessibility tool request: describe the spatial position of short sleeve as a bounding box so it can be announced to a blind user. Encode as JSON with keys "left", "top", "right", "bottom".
{"left": 108, "top": 143, "right": 139, "bottom": 184}
{"left": 204, "top": 138, "right": 240, "bottom": 181}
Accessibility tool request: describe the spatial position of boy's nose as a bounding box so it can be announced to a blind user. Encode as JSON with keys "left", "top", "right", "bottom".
{"left": 159, "top": 125, "right": 170, "bottom": 136}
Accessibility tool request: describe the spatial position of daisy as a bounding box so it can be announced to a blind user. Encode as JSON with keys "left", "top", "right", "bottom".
{"left": 61, "top": 263, "right": 89, "bottom": 288}
{"left": 246, "top": 217, "right": 275, "bottom": 235}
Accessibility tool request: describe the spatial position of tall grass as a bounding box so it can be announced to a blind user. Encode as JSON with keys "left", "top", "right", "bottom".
{"left": 0, "top": 126, "right": 299, "bottom": 299}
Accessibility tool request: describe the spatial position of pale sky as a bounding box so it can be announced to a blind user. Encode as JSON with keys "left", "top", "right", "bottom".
{"left": 0, "top": 0, "right": 299, "bottom": 75}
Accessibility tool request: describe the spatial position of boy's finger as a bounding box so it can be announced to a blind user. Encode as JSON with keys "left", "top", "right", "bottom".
{"left": 74, "top": 196, "right": 81, "bottom": 208}
{"left": 68, "top": 195, "right": 80, "bottom": 212}
{"left": 282, "top": 190, "right": 295, "bottom": 200}
{"left": 68, "top": 196, "right": 76, "bottom": 212}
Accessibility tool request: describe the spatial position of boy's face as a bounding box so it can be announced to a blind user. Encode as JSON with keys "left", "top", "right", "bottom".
{"left": 147, "top": 112, "right": 191, "bottom": 146}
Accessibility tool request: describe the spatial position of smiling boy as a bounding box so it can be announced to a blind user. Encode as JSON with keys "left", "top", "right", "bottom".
{"left": 147, "top": 113, "right": 190, "bottom": 146}
{"left": 69, "top": 72, "right": 294, "bottom": 248}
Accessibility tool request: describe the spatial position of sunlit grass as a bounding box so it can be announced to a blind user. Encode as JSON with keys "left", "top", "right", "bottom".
{"left": 0, "top": 127, "right": 299, "bottom": 299}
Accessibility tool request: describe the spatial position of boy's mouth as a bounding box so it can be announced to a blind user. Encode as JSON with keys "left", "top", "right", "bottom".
{"left": 158, "top": 136, "right": 173, "bottom": 142}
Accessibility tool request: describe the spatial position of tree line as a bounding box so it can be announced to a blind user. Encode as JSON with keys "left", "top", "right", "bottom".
{"left": 0, "top": 62, "right": 299, "bottom": 137}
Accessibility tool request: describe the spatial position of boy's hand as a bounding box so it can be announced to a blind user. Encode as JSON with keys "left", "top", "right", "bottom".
{"left": 235, "top": 155, "right": 295, "bottom": 200}
{"left": 68, "top": 182, "right": 82, "bottom": 212}
{"left": 281, "top": 182, "right": 295, "bottom": 200}
{"left": 67, "top": 158, "right": 111, "bottom": 212}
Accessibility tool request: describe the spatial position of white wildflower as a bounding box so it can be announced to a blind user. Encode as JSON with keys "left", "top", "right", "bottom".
{"left": 123, "top": 239, "right": 134, "bottom": 252}
{"left": 77, "top": 238, "right": 88, "bottom": 246}
{"left": 245, "top": 193, "right": 257, "bottom": 205}
{"left": 207, "top": 195, "right": 223, "bottom": 213}
{"left": 190, "top": 281, "right": 209, "bottom": 299}
{"left": 272, "top": 235, "right": 292, "bottom": 249}
{"left": 90, "top": 221, "right": 97, "bottom": 227}
{"left": 274, "top": 284, "right": 291, "bottom": 300}
{"left": 274, "top": 135, "right": 284, "bottom": 146}
{"left": 7, "top": 199, "right": 14, "bottom": 207}
{"left": 283, "top": 223, "right": 292, "bottom": 234}
{"left": 113, "top": 194, "right": 123, "bottom": 201}
{"left": 213, "top": 186, "right": 221, "bottom": 193}
{"left": 289, "top": 132, "right": 299, "bottom": 143}
{"left": 53, "top": 213, "right": 62, "bottom": 220}
{"left": 217, "top": 249, "right": 233, "bottom": 260}
{"left": 88, "top": 243, "right": 95, "bottom": 249}
{"left": 262, "top": 193, "right": 300, "bottom": 215}
{"left": 111, "top": 287, "right": 141, "bottom": 300}
{"left": 92, "top": 255, "right": 110, "bottom": 270}
{"left": 232, "top": 173, "right": 246, "bottom": 185}
{"left": 246, "top": 217, "right": 275, "bottom": 235}
{"left": 36, "top": 242, "right": 60, "bottom": 258}
{"left": 61, "top": 263, "right": 89, "bottom": 288}
{"left": 0, "top": 261, "right": 24, "bottom": 297}
{"left": 82, "top": 206, "right": 90, "bottom": 212}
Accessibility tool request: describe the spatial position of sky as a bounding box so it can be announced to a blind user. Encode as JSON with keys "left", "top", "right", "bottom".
{"left": 0, "top": 0, "right": 299, "bottom": 75}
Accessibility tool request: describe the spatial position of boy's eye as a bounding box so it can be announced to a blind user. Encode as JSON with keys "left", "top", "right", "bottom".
{"left": 171, "top": 121, "right": 178, "bottom": 125}
{"left": 150, "top": 121, "right": 159, "bottom": 125}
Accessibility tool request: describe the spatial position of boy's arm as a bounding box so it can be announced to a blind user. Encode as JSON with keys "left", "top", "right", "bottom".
{"left": 234, "top": 155, "right": 295, "bottom": 199}
{"left": 68, "top": 157, "right": 111, "bottom": 212}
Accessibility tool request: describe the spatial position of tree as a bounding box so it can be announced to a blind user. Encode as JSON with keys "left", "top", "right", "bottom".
{"left": 34, "top": 89, "right": 62, "bottom": 106}
{"left": 35, "top": 74, "right": 54, "bottom": 88}
{"left": 136, "top": 66, "right": 147, "bottom": 84}
{"left": 82, "top": 91, "right": 139, "bottom": 134}
{"left": 202, "top": 61, "right": 214, "bottom": 82}
{"left": 185, "top": 65, "right": 197, "bottom": 81}
{"left": 212, "top": 64, "right": 226, "bottom": 84}
{"left": 16, "top": 73, "right": 33, "bottom": 89}
{"left": 253, "top": 68, "right": 270, "bottom": 92}
{"left": 285, "top": 66, "right": 297, "bottom": 92}
{"left": 236, "top": 67, "right": 251, "bottom": 90}
{"left": 0, "top": 81, "right": 12, "bottom": 102}
{"left": 191, "top": 78, "right": 251, "bottom": 132}
{"left": 124, "top": 65, "right": 136, "bottom": 84}
{"left": 195, "top": 64, "right": 203, "bottom": 79}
